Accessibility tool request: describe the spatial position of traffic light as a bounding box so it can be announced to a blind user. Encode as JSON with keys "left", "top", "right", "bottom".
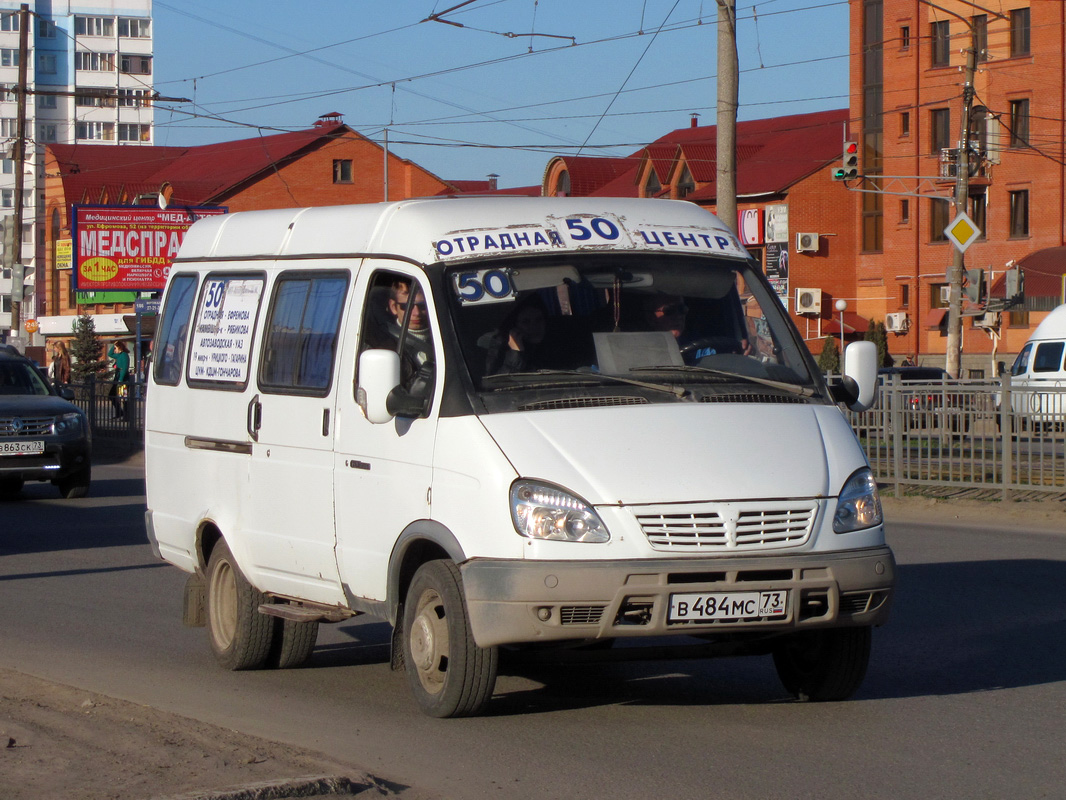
{"left": 833, "top": 141, "right": 859, "bottom": 181}
{"left": 1005, "top": 267, "right": 1024, "bottom": 305}
{"left": 964, "top": 268, "right": 985, "bottom": 304}
{"left": 0, "top": 215, "right": 14, "bottom": 270}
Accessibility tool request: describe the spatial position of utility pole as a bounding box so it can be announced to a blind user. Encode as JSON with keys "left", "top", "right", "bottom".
{"left": 8, "top": 3, "right": 28, "bottom": 339}
{"left": 715, "top": 0, "right": 738, "bottom": 234}
{"left": 945, "top": 25, "right": 978, "bottom": 379}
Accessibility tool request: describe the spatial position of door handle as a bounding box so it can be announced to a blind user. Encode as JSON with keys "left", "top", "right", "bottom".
{"left": 247, "top": 394, "right": 262, "bottom": 441}
{"left": 322, "top": 408, "right": 330, "bottom": 437}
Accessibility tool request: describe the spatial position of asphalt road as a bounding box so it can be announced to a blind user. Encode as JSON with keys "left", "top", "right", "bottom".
{"left": 3, "top": 454, "right": 1066, "bottom": 800}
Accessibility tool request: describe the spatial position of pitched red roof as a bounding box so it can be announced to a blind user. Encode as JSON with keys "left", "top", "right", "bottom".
{"left": 554, "top": 109, "right": 853, "bottom": 201}
{"left": 50, "top": 123, "right": 375, "bottom": 207}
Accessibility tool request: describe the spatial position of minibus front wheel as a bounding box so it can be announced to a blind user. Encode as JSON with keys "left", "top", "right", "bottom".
{"left": 402, "top": 559, "right": 498, "bottom": 718}
{"left": 206, "top": 540, "right": 275, "bottom": 670}
{"left": 772, "top": 625, "right": 872, "bottom": 702}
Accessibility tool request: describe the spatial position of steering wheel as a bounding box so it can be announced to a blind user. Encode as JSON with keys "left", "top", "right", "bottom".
{"left": 679, "top": 337, "right": 736, "bottom": 356}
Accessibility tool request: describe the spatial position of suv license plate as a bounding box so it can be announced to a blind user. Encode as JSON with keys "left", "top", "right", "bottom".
{"left": 0, "top": 440, "right": 44, "bottom": 456}
{"left": 669, "top": 590, "right": 788, "bottom": 622}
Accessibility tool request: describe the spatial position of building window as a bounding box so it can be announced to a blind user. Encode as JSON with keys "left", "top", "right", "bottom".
{"left": 554, "top": 170, "right": 570, "bottom": 196}
{"left": 38, "top": 19, "right": 56, "bottom": 38}
{"left": 675, "top": 164, "right": 695, "bottom": 199}
{"left": 118, "top": 18, "right": 151, "bottom": 38}
{"left": 931, "top": 283, "right": 948, "bottom": 309}
{"left": 38, "top": 124, "right": 58, "bottom": 143}
{"left": 969, "top": 192, "right": 986, "bottom": 238}
{"left": 931, "top": 20, "right": 951, "bottom": 67}
{"left": 1009, "top": 190, "right": 1029, "bottom": 237}
{"left": 1010, "top": 7, "right": 1030, "bottom": 57}
{"left": 644, "top": 170, "right": 661, "bottom": 197}
{"left": 37, "top": 94, "right": 57, "bottom": 109}
{"left": 75, "top": 51, "right": 115, "bottom": 72}
{"left": 38, "top": 54, "right": 57, "bottom": 74}
{"left": 930, "top": 198, "right": 950, "bottom": 242}
{"left": 118, "top": 123, "right": 151, "bottom": 142}
{"left": 0, "top": 189, "right": 12, "bottom": 208}
{"left": 332, "top": 159, "right": 353, "bottom": 184}
{"left": 75, "top": 121, "right": 115, "bottom": 141}
{"left": 1, "top": 49, "right": 19, "bottom": 68}
{"left": 0, "top": 12, "right": 18, "bottom": 31}
{"left": 76, "top": 89, "right": 115, "bottom": 108}
{"left": 1, "top": 159, "right": 11, "bottom": 174}
{"left": 931, "top": 108, "right": 951, "bottom": 153}
{"left": 900, "top": 25, "right": 910, "bottom": 50}
{"left": 0, "top": 118, "right": 22, "bottom": 137}
{"left": 900, "top": 198, "right": 910, "bottom": 224}
{"left": 900, "top": 112, "right": 910, "bottom": 137}
{"left": 75, "top": 16, "right": 114, "bottom": 37}
{"left": 972, "top": 15, "right": 988, "bottom": 62}
{"left": 119, "top": 54, "right": 152, "bottom": 75}
{"left": 901, "top": 284, "right": 910, "bottom": 308}
{"left": 1009, "top": 99, "right": 1030, "bottom": 148}
{"left": 117, "top": 88, "right": 150, "bottom": 107}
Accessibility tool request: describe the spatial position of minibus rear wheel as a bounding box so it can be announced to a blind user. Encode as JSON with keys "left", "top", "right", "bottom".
{"left": 206, "top": 540, "right": 275, "bottom": 670}
{"left": 402, "top": 559, "right": 498, "bottom": 718}
{"left": 772, "top": 625, "right": 871, "bottom": 702}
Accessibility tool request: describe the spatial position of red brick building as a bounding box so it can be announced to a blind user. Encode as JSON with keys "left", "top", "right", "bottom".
{"left": 542, "top": 110, "right": 862, "bottom": 353}
{"left": 850, "top": 0, "right": 1066, "bottom": 375}
{"left": 38, "top": 115, "right": 467, "bottom": 333}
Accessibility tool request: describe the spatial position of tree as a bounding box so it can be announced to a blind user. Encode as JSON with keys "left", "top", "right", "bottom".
{"left": 817, "top": 335, "right": 840, "bottom": 374}
{"left": 70, "top": 313, "right": 108, "bottom": 383}
{"left": 864, "top": 319, "right": 891, "bottom": 367}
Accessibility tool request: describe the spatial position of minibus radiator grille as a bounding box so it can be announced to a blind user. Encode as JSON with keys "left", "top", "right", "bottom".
{"left": 0, "top": 415, "right": 54, "bottom": 436}
{"left": 635, "top": 501, "right": 818, "bottom": 551}
{"left": 518, "top": 396, "right": 648, "bottom": 411}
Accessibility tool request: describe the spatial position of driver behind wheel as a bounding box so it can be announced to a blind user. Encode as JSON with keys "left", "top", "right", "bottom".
{"left": 643, "top": 292, "right": 752, "bottom": 364}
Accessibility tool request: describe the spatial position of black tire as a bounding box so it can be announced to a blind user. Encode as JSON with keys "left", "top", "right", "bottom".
{"left": 206, "top": 540, "right": 274, "bottom": 670}
{"left": 0, "top": 478, "right": 24, "bottom": 500}
{"left": 402, "top": 560, "right": 498, "bottom": 718}
{"left": 269, "top": 618, "right": 319, "bottom": 669}
{"left": 772, "top": 626, "right": 872, "bottom": 702}
{"left": 56, "top": 467, "right": 91, "bottom": 499}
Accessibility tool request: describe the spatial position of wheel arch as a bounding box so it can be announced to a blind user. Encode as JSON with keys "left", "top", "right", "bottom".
{"left": 387, "top": 520, "right": 467, "bottom": 625}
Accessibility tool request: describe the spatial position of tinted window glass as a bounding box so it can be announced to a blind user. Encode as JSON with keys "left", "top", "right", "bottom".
{"left": 1033, "top": 342, "right": 1064, "bottom": 373}
{"left": 260, "top": 272, "right": 349, "bottom": 395}
{"left": 153, "top": 274, "right": 197, "bottom": 385}
{"left": 0, "top": 360, "right": 49, "bottom": 395}
{"left": 1011, "top": 343, "right": 1032, "bottom": 376}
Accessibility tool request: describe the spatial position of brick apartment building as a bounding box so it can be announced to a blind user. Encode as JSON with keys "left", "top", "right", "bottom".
{"left": 37, "top": 115, "right": 481, "bottom": 343}
{"left": 542, "top": 109, "right": 862, "bottom": 354}
{"left": 850, "top": 0, "right": 1066, "bottom": 375}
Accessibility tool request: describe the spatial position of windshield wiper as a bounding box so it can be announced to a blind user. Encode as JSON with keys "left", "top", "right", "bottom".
{"left": 482, "top": 369, "right": 688, "bottom": 398}
{"left": 629, "top": 365, "right": 817, "bottom": 397}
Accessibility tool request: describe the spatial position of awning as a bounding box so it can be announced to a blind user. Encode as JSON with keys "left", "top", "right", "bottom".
{"left": 925, "top": 308, "right": 948, "bottom": 329}
{"left": 822, "top": 311, "right": 870, "bottom": 335}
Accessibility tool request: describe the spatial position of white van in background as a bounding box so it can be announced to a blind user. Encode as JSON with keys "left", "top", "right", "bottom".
{"left": 1009, "top": 304, "right": 1066, "bottom": 428}
{"left": 144, "top": 197, "right": 894, "bottom": 717}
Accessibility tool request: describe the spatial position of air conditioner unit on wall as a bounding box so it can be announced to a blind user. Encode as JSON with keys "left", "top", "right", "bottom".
{"left": 974, "top": 311, "right": 999, "bottom": 328}
{"left": 885, "top": 312, "right": 910, "bottom": 332}
{"left": 795, "top": 232, "right": 819, "bottom": 253}
{"left": 940, "top": 286, "right": 952, "bottom": 304}
{"left": 795, "top": 288, "right": 822, "bottom": 315}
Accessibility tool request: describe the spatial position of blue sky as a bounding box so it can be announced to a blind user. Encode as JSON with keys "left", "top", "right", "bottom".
{"left": 151, "top": 0, "right": 851, "bottom": 189}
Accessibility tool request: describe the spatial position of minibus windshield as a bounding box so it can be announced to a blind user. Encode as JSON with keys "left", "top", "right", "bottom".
{"left": 444, "top": 253, "right": 820, "bottom": 403}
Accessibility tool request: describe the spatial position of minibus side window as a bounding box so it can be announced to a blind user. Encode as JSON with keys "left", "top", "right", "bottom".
{"left": 1011, "top": 343, "right": 1032, "bottom": 376}
{"left": 153, "top": 274, "right": 197, "bottom": 385}
{"left": 1033, "top": 342, "right": 1064, "bottom": 374}
{"left": 358, "top": 270, "right": 435, "bottom": 410}
{"left": 259, "top": 271, "right": 350, "bottom": 396}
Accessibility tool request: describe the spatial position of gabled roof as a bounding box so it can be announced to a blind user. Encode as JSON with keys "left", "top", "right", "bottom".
{"left": 553, "top": 109, "right": 852, "bottom": 201}
{"left": 49, "top": 123, "right": 359, "bottom": 207}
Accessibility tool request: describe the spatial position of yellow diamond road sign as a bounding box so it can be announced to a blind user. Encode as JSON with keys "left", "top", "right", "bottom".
{"left": 944, "top": 212, "right": 981, "bottom": 253}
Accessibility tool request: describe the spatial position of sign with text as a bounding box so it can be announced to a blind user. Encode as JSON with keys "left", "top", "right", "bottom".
{"left": 72, "top": 205, "right": 227, "bottom": 291}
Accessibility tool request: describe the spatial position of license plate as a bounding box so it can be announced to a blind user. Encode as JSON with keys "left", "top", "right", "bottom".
{"left": 0, "top": 440, "right": 44, "bottom": 456}
{"left": 669, "top": 590, "right": 788, "bottom": 622}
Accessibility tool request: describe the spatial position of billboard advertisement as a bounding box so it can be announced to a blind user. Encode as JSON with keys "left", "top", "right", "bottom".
{"left": 72, "top": 205, "right": 227, "bottom": 292}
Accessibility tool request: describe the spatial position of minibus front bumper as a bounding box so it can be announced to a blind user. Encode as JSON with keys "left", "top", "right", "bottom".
{"left": 460, "top": 546, "right": 895, "bottom": 648}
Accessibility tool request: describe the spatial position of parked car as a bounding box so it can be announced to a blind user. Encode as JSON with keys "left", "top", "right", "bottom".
{"left": 877, "top": 366, "right": 971, "bottom": 433}
{"left": 0, "top": 348, "right": 92, "bottom": 499}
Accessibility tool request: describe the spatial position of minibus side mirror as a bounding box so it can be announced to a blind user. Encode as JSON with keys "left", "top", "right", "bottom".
{"left": 834, "top": 340, "right": 878, "bottom": 412}
{"left": 357, "top": 349, "right": 401, "bottom": 424}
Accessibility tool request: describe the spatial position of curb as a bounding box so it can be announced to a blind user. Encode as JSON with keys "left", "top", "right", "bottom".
{"left": 152, "top": 774, "right": 369, "bottom": 800}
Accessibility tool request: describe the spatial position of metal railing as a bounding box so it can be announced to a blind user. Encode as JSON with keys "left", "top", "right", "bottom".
{"left": 849, "top": 375, "right": 1066, "bottom": 500}
{"left": 67, "top": 376, "right": 145, "bottom": 453}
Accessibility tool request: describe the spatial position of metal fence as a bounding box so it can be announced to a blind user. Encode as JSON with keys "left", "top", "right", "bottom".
{"left": 66, "top": 374, "right": 1065, "bottom": 499}
{"left": 849, "top": 375, "right": 1066, "bottom": 500}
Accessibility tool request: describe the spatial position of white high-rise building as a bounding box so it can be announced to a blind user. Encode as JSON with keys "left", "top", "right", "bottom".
{"left": 0, "top": 0, "right": 153, "bottom": 343}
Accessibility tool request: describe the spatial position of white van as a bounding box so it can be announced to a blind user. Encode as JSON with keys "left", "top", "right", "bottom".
{"left": 1008, "top": 304, "right": 1066, "bottom": 427}
{"left": 144, "top": 197, "right": 894, "bottom": 717}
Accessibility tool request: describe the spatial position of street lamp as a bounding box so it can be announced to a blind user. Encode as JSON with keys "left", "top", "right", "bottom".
{"left": 835, "top": 299, "right": 847, "bottom": 348}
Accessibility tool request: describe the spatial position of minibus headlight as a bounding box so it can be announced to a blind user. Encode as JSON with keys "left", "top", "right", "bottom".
{"left": 510, "top": 481, "right": 610, "bottom": 543}
{"left": 833, "top": 468, "right": 883, "bottom": 533}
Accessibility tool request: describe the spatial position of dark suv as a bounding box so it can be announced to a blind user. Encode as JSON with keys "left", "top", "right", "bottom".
{"left": 0, "top": 347, "right": 91, "bottom": 499}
